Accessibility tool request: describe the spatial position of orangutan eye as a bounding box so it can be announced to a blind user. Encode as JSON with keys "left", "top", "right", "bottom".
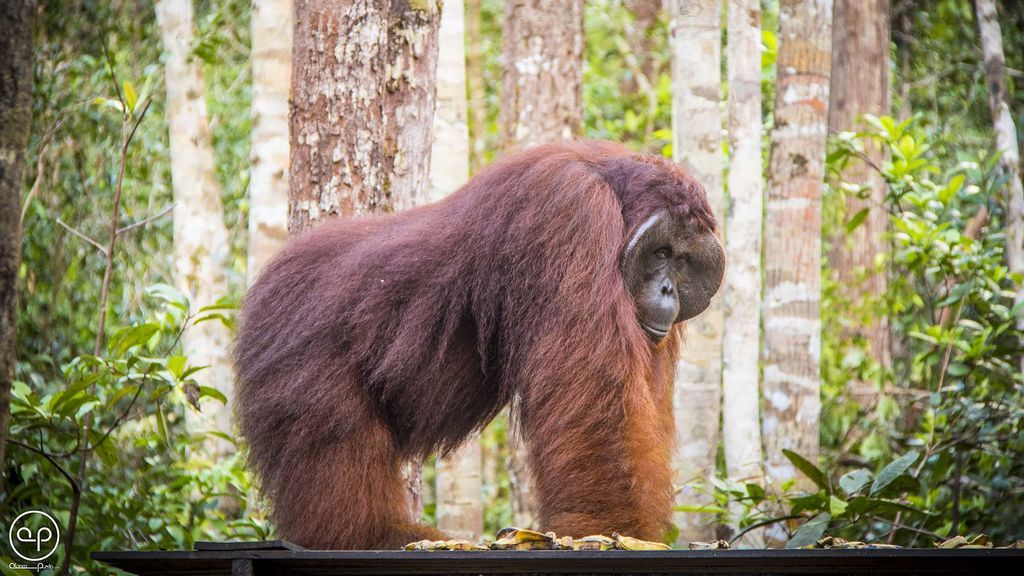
{"left": 655, "top": 247, "right": 671, "bottom": 259}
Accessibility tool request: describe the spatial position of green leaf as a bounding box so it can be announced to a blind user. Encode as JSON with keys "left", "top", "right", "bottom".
{"left": 829, "top": 495, "right": 849, "bottom": 516}
{"left": 789, "top": 492, "right": 828, "bottom": 514}
{"left": 180, "top": 365, "right": 209, "bottom": 382}
{"left": 11, "top": 380, "right": 33, "bottom": 403}
{"left": 897, "top": 134, "right": 917, "bottom": 159}
{"left": 194, "top": 312, "right": 234, "bottom": 330}
{"left": 197, "top": 298, "right": 237, "bottom": 313}
{"left": 49, "top": 376, "right": 97, "bottom": 416}
{"left": 939, "top": 173, "right": 965, "bottom": 203}
{"left": 870, "top": 450, "right": 919, "bottom": 495}
{"left": 838, "top": 469, "right": 872, "bottom": 495}
{"left": 106, "top": 384, "right": 140, "bottom": 409}
{"left": 93, "top": 96, "right": 125, "bottom": 114}
{"left": 198, "top": 385, "right": 227, "bottom": 405}
{"left": 111, "top": 323, "right": 159, "bottom": 356}
{"left": 167, "top": 355, "right": 187, "bottom": 379}
{"left": 846, "top": 208, "right": 870, "bottom": 233}
{"left": 147, "top": 283, "right": 189, "bottom": 311}
{"left": 783, "top": 449, "right": 829, "bottom": 491}
{"left": 93, "top": 435, "right": 120, "bottom": 467}
{"left": 122, "top": 79, "right": 137, "bottom": 112}
{"left": 785, "top": 512, "right": 831, "bottom": 549}
{"left": 847, "top": 496, "right": 929, "bottom": 517}
{"left": 156, "top": 404, "right": 169, "bottom": 445}
{"left": 746, "top": 482, "right": 766, "bottom": 501}
{"left": 674, "top": 504, "right": 727, "bottom": 514}
{"left": 75, "top": 399, "right": 100, "bottom": 419}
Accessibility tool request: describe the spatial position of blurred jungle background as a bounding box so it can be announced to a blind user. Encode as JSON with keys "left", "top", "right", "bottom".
{"left": 1, "top": 0, "right": 1023, "bottom": 573}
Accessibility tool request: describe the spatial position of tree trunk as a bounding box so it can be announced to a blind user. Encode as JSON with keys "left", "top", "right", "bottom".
{"left": 427, "top": 0, "right": 469, "bottom": 204}
{"left": 895, "top": 0, "right": 912, "bottom": 120}
{"left": 289, "top": 0, "right": 441, "bottom": 517}
{"left": 722, "top": 0, "right": 764, "bottom": 545}
{"left": 0, "top": 0, "right": 35, "bottom": 490}
{"left": 828, "top": 0, "right": 891, "bottom": 391}
{"left": 289, "top": 0, "right": 440, "bottom": 231}
{"left": 666, "top": 0, "right": 724, "bottom": 545}
{"left": 249, "top": 0, "right": 293, "bottom": 283}
{"left": 623, "top": 0, "right": 661, "bottom": 94}
{"left": 430, "top": 0, "right": 483, "bottom": 541}
{"left": 762, "top": 0, "right": 832, "bottom": 497}
{"left": 500, "top": 0, "right": 584, "bottom": 154}
{"left": 501, "top": 0, "right": 584, "bottom": 528}
{"left": 465, "top": 0, "right": 487, "bottom": 174}
{"left": 156, "top": 0, "right": 234, "bottom": 459}
{"left": 975, "top": 0, "right": 1024, "bottom": 373}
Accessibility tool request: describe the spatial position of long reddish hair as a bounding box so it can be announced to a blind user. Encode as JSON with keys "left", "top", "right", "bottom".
{"left": 234, "top": 140, "right": 715, "bottom": 548}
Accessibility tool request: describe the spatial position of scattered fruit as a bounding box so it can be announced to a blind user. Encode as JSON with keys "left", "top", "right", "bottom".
{"left": 688, "top": 540, "right": 730, "bottom": 550}
{"left": 490, "top": 527, "right": 557, "bottom": 550}
{"left": 573, "top": 535, "right": 615, "bottom": 551}
{"left": 612, "top": 533, "right": 672, "bottom": 551}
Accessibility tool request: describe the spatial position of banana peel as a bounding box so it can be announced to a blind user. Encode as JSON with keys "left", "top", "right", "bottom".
{"left": 407, "top": 527, "right": 675, "bottom": 552}
{"left": 936, "top": 534, "right": 993, "bottom": 549}
{"left": 490, "top": 527, "right": 558, "bottom": 550}
{"left": 688, "top": 540, "right": 730, "bottom": 550}
{"left": 612, "top": 533, "right": 672, "bottom": 551}
{"left": 573, "top": 535, "right": 615, "bottom": 551}
{"left": 404, "top": 539, "right": 488, "bottom": 551}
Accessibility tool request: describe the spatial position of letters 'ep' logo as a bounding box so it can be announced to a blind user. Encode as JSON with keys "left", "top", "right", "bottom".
{"left": 8, "top": 510, "right": 61, "bottom": 562}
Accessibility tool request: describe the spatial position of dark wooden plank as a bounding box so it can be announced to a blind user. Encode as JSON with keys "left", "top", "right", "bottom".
{"left": 92, "top": 548, "right": 1024, "bottom": 576}
{"left": 195, "top": 540, "right": 304, "bottom": 551}
{"left": 231, "top": 558, "right": 254, "bottom": 576}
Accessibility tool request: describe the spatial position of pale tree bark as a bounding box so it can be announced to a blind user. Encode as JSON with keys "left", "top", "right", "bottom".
{"left": 667, "top": 0, "right": 724, "bottom": 545}
{"left": 500, "top": 0, "right": 584, "bottom": 154}
{"left": 722, "top": 0, "right": 764, "bottom": 545}
{"left": 0, "top": 0, "right": 35, "bottom": 489}
{"left": 501, "top": 0, "right": 584, "bottom": 529}
{"left": 975, "top": 0, "right": 1024, "bottom": 372}
{"left": 828, "top": 0, "right": 891, "bottom": 392}
{"left": 762, "top": 0, "right": 832, "bottom": 495}
{"left": 156, "top": 0, "right": 234, "bottom": 459}
{"left": 427, "top": 0, "right": 469, "bottom": 205}
{"left": 430, "top": 0, "right": 483, "bottom": 541}
{"left": 289, "top": 0, "right": 441, "bottom": 517}
{"left": 248, "top": 0, "right": 293, "bottom": 283}
{"left": 289, "top": 0, "right": 441, "bottom": 232}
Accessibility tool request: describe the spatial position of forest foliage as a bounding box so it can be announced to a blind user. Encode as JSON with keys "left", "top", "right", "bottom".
{"left": 3, "top": 0, "right": 1023, "bottom": 572}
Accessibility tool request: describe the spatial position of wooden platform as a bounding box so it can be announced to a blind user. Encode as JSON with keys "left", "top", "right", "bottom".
{"left": 93, "top": 543, "right": 1024, "bottom": 575}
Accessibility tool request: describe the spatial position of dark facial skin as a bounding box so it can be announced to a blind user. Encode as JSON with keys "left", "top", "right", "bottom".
{"left": 621, "top": 210, "right": 726, "bottom": 341}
